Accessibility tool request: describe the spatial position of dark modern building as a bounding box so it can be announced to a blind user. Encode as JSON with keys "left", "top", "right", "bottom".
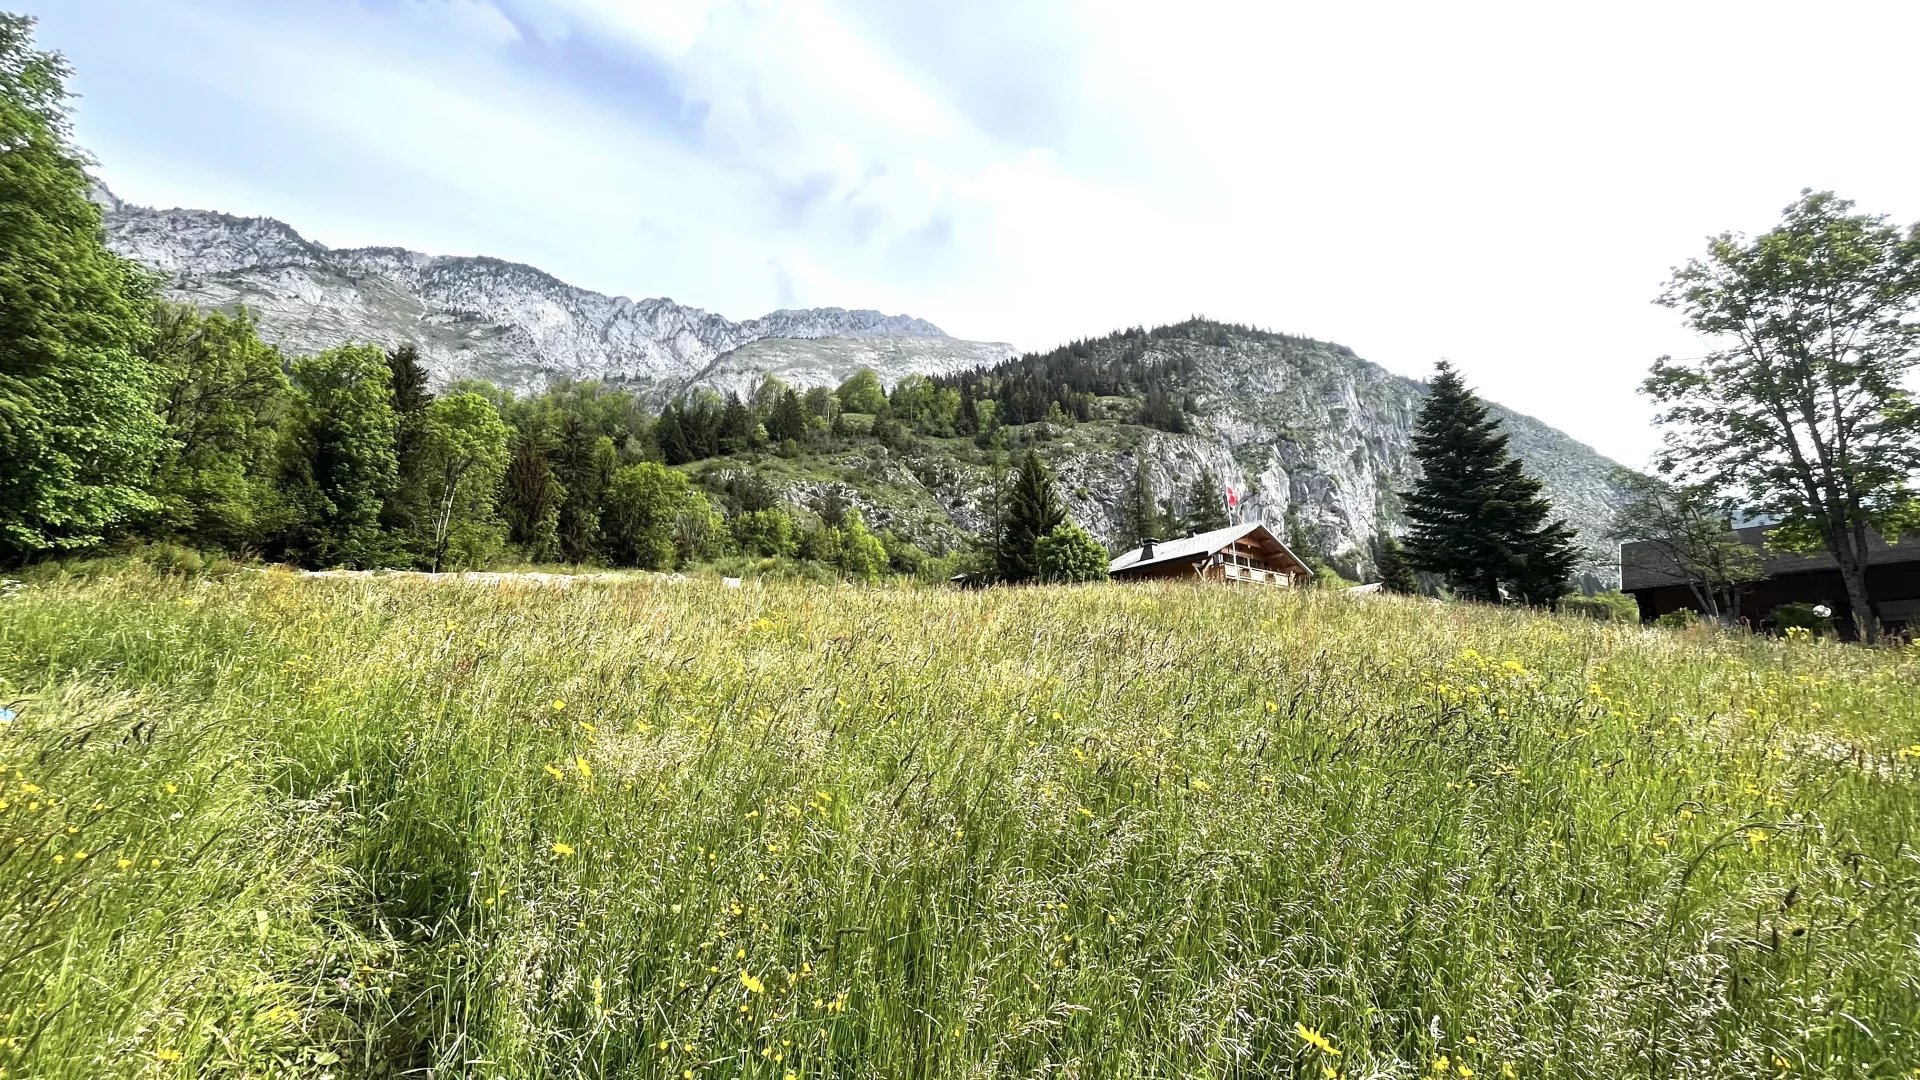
{"left": 1620, "top": 525, "right": 1920, "bottom": 637}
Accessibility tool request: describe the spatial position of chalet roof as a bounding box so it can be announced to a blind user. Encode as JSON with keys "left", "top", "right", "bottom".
{"left": 1620, "top": 524, "right": 1920, "bottom": 591}
{"left": 1109, "top": 522, "right": 1308, "bottom": 575}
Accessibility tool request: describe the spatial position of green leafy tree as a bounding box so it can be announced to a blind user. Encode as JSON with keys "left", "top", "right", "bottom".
{"left": 280, "top": 345, "right": 400, "bottom": 567}
{"left": 602, "top": 462, "right": 709, "bottom": 570}
{"left": 1375, "top": 534, "right": 1419, "bottom": 595}
{"left": 1035, "top": 522, "right": 1109, "bottom": 582}
{"left": 1401, "top": 362, "right": 1580, "bottom": 604}
{"left": 1181, "top": 468, "right": 1231, "bottom": 533}
{"left": 416, "top": 393, "right": 510, "bottom": 571}
{"left": 889, "top": 374, "right": 936, "bottom": 427}
{"left": 1607, "top": 468, "right": 1762, "bottom": 622}
{"left": 995, "top": 450, "right": 1066, "bottom": 583}
{"left": 1645, "top": 191, "right": 1920, "bottom": 643}
{"left": 142, "top": 303, "right": 290, "bottom": 552}
{"left": 835, "top": 368, "right": 888, "bottom": 415}
{"left": 732, "top": 508, "right": 799, "bottom": 557}
{"left": 832, "top": 507, "right": 888, "bottom": 582}
{"left": 0, "top": 15, "right": 161, "bottom": 562}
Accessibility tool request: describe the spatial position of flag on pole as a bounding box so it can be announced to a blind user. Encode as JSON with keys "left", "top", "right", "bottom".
{"left": 1225, "top": 484, "right": 1239, "bottom": 508}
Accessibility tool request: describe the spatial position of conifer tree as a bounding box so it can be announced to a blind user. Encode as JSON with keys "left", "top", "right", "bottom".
{"left": 1181, "top": 468, "right": 1230, "bottom": 533}
{"left": 381, "top": 344, "right": 435, "bottom": 542}
{"left": 995, "top": 450, "right": 1065, "bottom": 582}
{"left": 1375, "top": 534, "right": 1419, "bottom": 595}
{"left": 1118, "top": 459, "right": 1174, "bottom": 550}
{"left": 552, "top": 416, "right": 614, "bottom": 563}
{"left": 501, "top": 424, "right": 562, "bottom": 560}
{"left": 1400, "top": 362, "right": 1580, "bottom": 603}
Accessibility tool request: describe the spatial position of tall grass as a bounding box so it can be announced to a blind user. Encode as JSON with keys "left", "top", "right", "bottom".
{"left": 0, "top": 571, "right": 1915, "bottom": 1078}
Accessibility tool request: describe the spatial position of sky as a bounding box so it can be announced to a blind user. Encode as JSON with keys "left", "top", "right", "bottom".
{"left": 21, "top": 0, "right": 1920, "bottom": 466}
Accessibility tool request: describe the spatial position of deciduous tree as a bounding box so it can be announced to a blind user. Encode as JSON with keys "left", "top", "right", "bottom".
{"left": 417, "top": 392, "right": 510, "bottom": 571}
{"left": 142, "top": 303, "right": 289, "bottom": 551}
{"left": 1645, "top": 190, "right": 1920, "bottom": 642}
{"left": 1607, "top": 468, "right": 1761, "bottom": 622}
{"left": 0, "top": 15, "right": 161, "bottom": 562}
{"left": 281, "top": 345, "right": 400, "bottom": 567}
{"left": 1036, "top": 522, "right": 1109, "bottom": 582}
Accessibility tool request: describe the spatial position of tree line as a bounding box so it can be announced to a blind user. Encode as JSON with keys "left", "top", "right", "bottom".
{"left": 0, "top": 14, "right": 1127, "bottom": 582}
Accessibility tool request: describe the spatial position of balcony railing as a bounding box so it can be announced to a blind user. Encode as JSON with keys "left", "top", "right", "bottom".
{"left": 1221, "top": 563, "right": 1294, "bottom": 587}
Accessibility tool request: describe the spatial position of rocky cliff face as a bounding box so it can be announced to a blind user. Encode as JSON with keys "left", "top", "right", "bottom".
{"left": 100, "top": 192, "right": 1627, "bottom": 582}
{"left": 100, "top": 194, "right": 1017, "bottom": 397}
{"left": 1033, "top": 328, "right": 1626, "bottom": 581}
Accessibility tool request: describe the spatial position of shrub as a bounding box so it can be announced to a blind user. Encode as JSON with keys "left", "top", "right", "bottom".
{"left": 1312, "top": 562, "right": 1358, "bottom": 590}
{"left": 143, "top": 542, "right": 206, "bottom": 578}
{"left": 1562, "top": 590, "right": 1640, "bottom": 622}
{"left": 731, "top": 508, "right": 799, "bottom": 558}
{"left": 1655, "top": 608, "right": 1700, "bottom": 629}
{"left": 1770, "top": 602, "right": 1835, "bottom": 637}
{"left": 831, "top": 509, "right": 888, "bottom": 582}
{"left": 1035, "top": 523, "right": 1109, "bottom": 583}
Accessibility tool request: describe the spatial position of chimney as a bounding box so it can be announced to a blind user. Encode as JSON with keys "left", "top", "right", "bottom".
{"left": 1141, "top": 538, "right": 1157, "bottom": 561}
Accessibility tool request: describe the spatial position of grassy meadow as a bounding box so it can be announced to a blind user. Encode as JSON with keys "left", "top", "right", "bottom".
{"left": 0, "top": 571, "right": 1916, "bottom": 1079}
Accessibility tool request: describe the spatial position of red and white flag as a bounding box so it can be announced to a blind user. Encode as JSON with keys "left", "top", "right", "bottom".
{"left": 1225, "top": 484, "right": 1239, "bottom": 508}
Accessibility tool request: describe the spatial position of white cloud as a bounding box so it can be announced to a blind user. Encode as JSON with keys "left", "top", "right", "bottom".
{"left": 25, "top": 0, "right": 1920, "bottom": 465}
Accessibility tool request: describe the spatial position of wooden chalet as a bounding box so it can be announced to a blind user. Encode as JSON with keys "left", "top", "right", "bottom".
{"left": 1109, "top": 522, "right": 1312, "bottom": 587}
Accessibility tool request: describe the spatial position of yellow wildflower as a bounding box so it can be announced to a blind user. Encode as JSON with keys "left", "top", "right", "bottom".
{"left": 574, "top": 756, "right": 592, "bottom": 780}
{"left": 741, "top": 970, "right": 765, "bottom": 994}
{"left": 1294, "top": 1023, "right": 1341, "bottom": 1056}
{"left": 552, "top": 841, "right": 576, "bottom": 857}
{"left": 1434, "top": 1056, "right": 1451, "bottom": 1074}
{"left": 551, "top": 698, "right": 566, "bottom": 712}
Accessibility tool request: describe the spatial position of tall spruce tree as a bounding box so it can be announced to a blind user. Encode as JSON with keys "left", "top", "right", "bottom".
{"left": 501, "top": 424, "right": 563, "bottom": 561}
{"left": 380, "top": 344, "right": 435, "bottom": 545}
{"left": 1375, "top": 534, "right": 1420, "bottom": 595}
{"left": 995, "top": 450, "right": 1066, "bottom": 582}
{"left": 1401, "top": 362, "right": 1580, "bottom": 604}
{"left": 552, "top": 416, "right": 614, "bottom": 563}
{"left": 0, "top": 15, "right": 162, "bottom": 562}
{"left": 1117, "top": 458, "right": 1174, "bottom": 551}
{"left": 1181, "top": 468, "right": 1231, "bottom": 533}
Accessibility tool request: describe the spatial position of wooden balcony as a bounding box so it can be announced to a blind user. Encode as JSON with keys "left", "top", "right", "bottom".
{"left": 1215, "top": 563, "right": 1296, "bottom": 587}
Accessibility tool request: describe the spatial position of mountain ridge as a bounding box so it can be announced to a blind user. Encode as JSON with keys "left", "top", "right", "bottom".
{"left": 95, "top": 186, "right": 1015, "bottom": 396}
{"left": 95, "top": 188, "right": 1630, "bottom": 580}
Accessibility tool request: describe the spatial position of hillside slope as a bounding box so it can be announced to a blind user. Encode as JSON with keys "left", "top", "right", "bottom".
{"left": 98, "top": 193, "right": 1627, "bottom": 577}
